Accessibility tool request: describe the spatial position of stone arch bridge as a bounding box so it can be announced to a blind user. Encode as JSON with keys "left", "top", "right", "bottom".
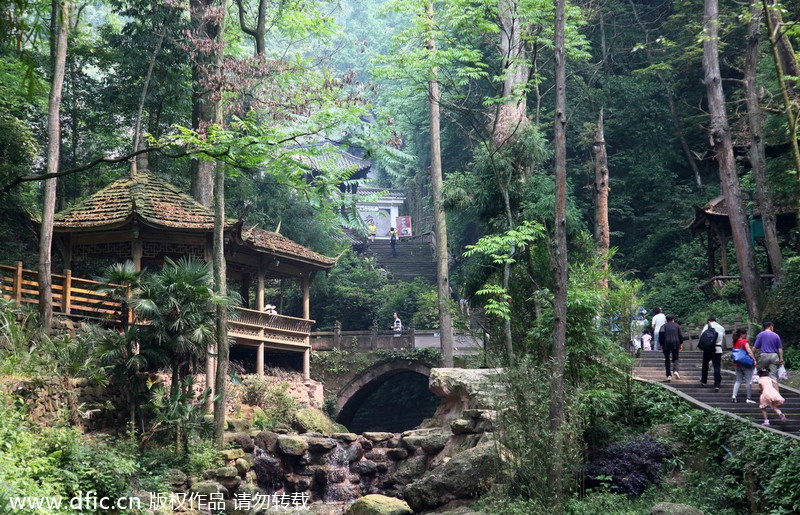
{"left": 327, "top": 359, "right": 438, "bottom": 433}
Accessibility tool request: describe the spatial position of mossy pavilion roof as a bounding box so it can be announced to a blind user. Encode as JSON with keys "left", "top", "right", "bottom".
{"left": 51, "top": 171, "right": 335, "bottom": 269}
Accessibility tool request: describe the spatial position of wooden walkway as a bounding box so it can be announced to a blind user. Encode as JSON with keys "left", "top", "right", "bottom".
{"left": 633, "top": 351, "right": 800, "bottom": 439}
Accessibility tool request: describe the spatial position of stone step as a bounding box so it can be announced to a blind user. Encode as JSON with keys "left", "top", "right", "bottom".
{"left": 635, "top": 353, "right": 800, "bottom": 437}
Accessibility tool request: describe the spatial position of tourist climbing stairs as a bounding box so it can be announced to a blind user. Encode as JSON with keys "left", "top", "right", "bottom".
{"left": 633, "top": 350, "right": 800, "bottom": 437}
{"left": 366, "top": 240, "right": 437, "bottom": 284}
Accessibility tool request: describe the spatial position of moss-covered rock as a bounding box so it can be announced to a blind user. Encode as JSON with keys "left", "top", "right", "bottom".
{"left": 227, "top": 418, "right": 251, "bottom": 432}
{"left": 235, "top": 458, "right": 251, "bottom": 475}
{"left": 403, "top": 443, "right": 498, "bottom": 512}
{"left": 650, "top": 502, "right": 704, "bottom": 515}
{"left": 277, "top": 435, "right": 308, "bottom": 456}
{"left": 190, "top": 480, "right": 227, "bottom": 496}
{"left": 220, "top": 448, "right": 245, "bottom": 461}
{"left": 345, "top": 494, "right": 413, "bottom": 515}
{"left": 293, "top": 407, "right": 347, "bottom": 434}
{"left": 333, "top": 432, "right": 359, "bottom": 443}
{"left": 215, "top": 466, "right": 238, "bottom": 478}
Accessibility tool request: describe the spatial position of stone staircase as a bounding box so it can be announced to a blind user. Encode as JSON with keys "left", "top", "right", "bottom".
{"left": 633, "top": 350, "right": 800, "bottom": 436}
{"left": 366, "top": 240, "right": 437, "bottom": 284}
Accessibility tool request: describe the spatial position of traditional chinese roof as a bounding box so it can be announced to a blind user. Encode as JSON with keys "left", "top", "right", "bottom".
{"left": 689, "top": 195, "right": 796, "bottom": 232}
{"left": 50, "top": 171, "right": 336, "bottom": 270}
{"left": 299, "top": 142, "right": 371, "bottom": 177}
{"left": 52, "top": 171, "right": 225, "bottom": 231}
{"left": 240, "top": 226, "right": 336, "bottom": 268}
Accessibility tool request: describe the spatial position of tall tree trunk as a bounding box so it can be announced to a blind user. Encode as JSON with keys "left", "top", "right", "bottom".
{"left": 761, "top": 0, "right": 800, "bottom": 225}
{"left": 492, "top": 0, "right": 532, "bottom": 360}
{"left": 500, "top": 186, "right": 515, "bottom": 361}
{"left": 494, "top": 0, "right": 530, "bottom": 148}
{"left": 189, "top": 0, "right": 219, "bottom": 207}
{"left": 39, "top": 0, "right": 70, "bottom": 334}
{"left": 426, "top": 2, "right": 454, "bottom": 368}
{"left": 765, "top": 0, "right": 800, "bottom": 94}
{"left": 593, "top": 108, "right": 609, "bottom": 286}
{"left": 213, "top": 163, "right": 228, "bottom": 447}
{"left": 550, "top": 0, "right": 568, "bottom": 505}
{"left": 703, "top": 0, "right": 764, "bottom": 322}
{"left": 132, "top": 29, "right": 165, "bottom": 172}
{"left": 235, "top": 0, "right": 267, "bottom": 56}
{"left": 627, "top": 0, "right": 703, "bottom": 190}
{"left": 211, "top": 0, "right": 227, "bottom": 446}
{"left": 745, "top": 5, "right": 783, "bottom": 279}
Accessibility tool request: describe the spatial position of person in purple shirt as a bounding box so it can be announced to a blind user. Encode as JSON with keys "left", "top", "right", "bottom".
{"left": 753, "top": 321, "right": 784, "bottom": 380}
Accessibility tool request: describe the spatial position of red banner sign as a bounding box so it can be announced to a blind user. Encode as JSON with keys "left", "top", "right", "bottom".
{"left": 396, "top": 216, "right": 412, "bottom": 238}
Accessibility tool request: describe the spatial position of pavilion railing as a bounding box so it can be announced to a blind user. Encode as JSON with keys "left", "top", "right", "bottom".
{"left": 698, "top": 274, "right": 775, "bottom": 299}
{"left": 0, "top": 262, "right": 314, "bottom": 348}
{"left": 228, "top": 307, "right": 313, "bottom": 348}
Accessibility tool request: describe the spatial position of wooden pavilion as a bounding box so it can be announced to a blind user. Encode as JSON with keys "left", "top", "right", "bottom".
{"left": 688, "top": 194, "right": 795, "bottom": 297}
{"left": 46, "top": 170, "right": 335, "bottom": 378}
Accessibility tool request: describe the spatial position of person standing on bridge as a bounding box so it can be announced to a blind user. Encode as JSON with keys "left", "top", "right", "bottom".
{"left": 754, "top": 321, "right": 784, "bottom": 380}
{"left": 699, "top": 316, "right": 726, "bottom": 392}
{"left": 660, "top": 314, "right": 683, "bottom": 382}
{"left": 651, "top": 307, "right": 666, "bottom": 351}
{"left": 391, "top": 312, "right": 402, "bottom": 337}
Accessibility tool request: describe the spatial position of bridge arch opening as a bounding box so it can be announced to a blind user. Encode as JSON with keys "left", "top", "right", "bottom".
{"left": 335, "top": 362, "right": 440, "bottom": 433}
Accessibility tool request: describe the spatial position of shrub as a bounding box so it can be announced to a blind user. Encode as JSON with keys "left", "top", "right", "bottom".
{"left": 585, "top": 436, "right": 673, "bottom": 497}
{"left": 763, "top": 256, "right": 800, "bottom": 348}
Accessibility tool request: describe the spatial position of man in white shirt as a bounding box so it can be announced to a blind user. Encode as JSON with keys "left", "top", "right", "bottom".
{"left": 651, "top": 307, "right": 666, "bottom": 351}
{"left": 700, "top": 316, "right": 726, "bottom": 391}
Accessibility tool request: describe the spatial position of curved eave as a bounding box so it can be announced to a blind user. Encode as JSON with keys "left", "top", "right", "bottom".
{"left": 238, "top": 240, "right": 336, "bottom": 271}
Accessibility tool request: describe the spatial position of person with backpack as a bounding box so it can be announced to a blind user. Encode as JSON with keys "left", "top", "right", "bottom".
{"left": 699, "top": 316, "right": 725, "bottom": 392}
{"left": 730, "top": 328, "right": 757, "bottom": 404}
{"left": 660, "top": 314, "right": 683, "bottom": 381}
{"left": 389, "top": 227, "right": 398, "bottom": 258}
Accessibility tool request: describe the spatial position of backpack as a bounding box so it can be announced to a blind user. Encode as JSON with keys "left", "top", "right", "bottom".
{"left": 698, "top": 325, "right": 717, "bottom": 352}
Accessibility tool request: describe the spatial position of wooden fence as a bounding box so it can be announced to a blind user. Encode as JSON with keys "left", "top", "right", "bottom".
{"left": 0, "top": 262, "right": 122, "bottom": 320}
{"left": 0, "top": 262, "right": 314, "bottom": 349}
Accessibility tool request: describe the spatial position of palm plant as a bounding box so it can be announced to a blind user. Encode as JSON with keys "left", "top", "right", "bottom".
{"left": 132, "top": 257, "right": 233, "bottom": 453}
{"left": 95, "top": 260, "right": 142, "bottom": 330}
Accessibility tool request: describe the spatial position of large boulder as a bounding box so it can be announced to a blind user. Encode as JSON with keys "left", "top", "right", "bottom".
{"left": 427, "top": 368, "right": 503, "bottom": 426}
{"left": 277, "top": 435, "right": 309, "bottom": 456}
{"left": 650, "top": 502, "right": 704, "bottom": 515}
{"left": 403, "top": 443, "right": 498, "bottom": 512}
{"left": 253, "top": 430, "right": 279, "bottom": 453}
{"left": 293, "top": 407, "right": 348, "bottom": 434}
{"left": 345, "top": 494, "right": 413, "bottom": 515}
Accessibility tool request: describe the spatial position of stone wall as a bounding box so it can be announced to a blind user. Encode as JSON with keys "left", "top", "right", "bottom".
{"left": 0, "top": 377, "right": 128, "bottom": 431}
{"left": 180, "top": 367, "right": 504, "bottom": 513}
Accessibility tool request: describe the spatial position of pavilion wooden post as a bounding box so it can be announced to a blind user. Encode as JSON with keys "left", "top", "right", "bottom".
{"left": 132, "top": 239, "right": 143, "bottom": 272}
{"left": 256, "top": 260, "right": 265, "bottom": 377}
{"left": 240, "top": 273, "right": 250, "bottom": 309}
{"left": 720, "top": 234, "right": 729, "bottom": 275}
{"left": 63, "top": 269, "right": 72, "bottom": 315}
{"left": 301, "top": 272, "right": 311, "bottom": 381}
{"left": 14, "top": 261, "right": 23, "bottom": 302}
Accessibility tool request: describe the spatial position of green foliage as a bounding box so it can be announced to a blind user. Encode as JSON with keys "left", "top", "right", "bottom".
{"left": 238, "top": 379, "right": 298, "bottom": 430}
{"left": 311, "top": 250, "right": 447, "bottom": 330}
{"left": 625, "top": 381, "right": 800, "bottom": 514}
{"left": 0, "top": 401, "right": 140, "bottom": 509}
{"left": 763, "top": 257, "right": 800, "bottom": 347}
